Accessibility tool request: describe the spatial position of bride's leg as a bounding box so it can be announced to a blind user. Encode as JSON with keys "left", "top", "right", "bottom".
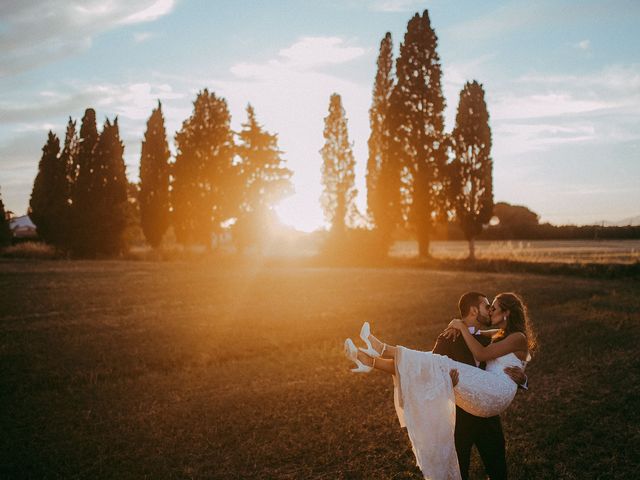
{"left": 368, "top": 332, "right": 397, "bottom": 358}
{"left": 357, "top": 350, "right": 395, "bottom": 374}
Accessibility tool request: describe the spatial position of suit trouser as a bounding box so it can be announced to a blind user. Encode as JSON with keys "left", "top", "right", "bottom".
{"left": 455, "top": 407, "right": 507, "bottom": 480}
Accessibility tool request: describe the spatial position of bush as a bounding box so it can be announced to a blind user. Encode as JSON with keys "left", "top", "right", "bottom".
{"left": 1, "top": 241, "right": 58, "bottom": 259}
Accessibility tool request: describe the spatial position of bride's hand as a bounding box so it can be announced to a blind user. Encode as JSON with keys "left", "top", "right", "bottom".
{"left": 447, "top": 319, "right": 466, "bottom": 332}
{"left": 442, "top": 326, "right": 461, "bottom": 340}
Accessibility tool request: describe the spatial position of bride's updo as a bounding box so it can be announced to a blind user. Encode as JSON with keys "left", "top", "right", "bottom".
{"left": 494, "top": 292, "right": 537, "bottom": 354}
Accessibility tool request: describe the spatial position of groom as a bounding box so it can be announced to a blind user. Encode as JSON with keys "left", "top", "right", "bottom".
{"left": 432, "top": 292, "right": 527, "bottom": 480}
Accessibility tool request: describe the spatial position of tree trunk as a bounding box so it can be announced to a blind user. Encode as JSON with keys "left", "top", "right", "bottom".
{"left": 468, "top": 237, "right": 475, "bottom": 261}
{"left": 417, "top": 233, "right": 431, "bottom": 258}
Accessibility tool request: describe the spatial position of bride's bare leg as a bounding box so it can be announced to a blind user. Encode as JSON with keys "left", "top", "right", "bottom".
{"left": 357, "top": 350, "right": 395, "bottom": 374}
{"left": 368, "top": 333, "right": 397, "bottom": 358}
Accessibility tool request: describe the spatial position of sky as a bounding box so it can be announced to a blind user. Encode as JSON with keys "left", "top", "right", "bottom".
{"left": 1, "top": 0, "right": 639, "bottom": 232}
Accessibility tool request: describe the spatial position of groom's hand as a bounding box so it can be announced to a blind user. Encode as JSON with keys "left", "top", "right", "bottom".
{"left": 449, "top": 369, "right": 459, "bottom": 387}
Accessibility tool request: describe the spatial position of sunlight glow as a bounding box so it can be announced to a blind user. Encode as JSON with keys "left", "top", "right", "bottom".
{"left": 274, "top": 195, "right": 326, "bottom": 233}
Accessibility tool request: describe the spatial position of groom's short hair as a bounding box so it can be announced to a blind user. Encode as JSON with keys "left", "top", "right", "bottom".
{"left": 459, "top": 291, "right": 488, "bottom": 317}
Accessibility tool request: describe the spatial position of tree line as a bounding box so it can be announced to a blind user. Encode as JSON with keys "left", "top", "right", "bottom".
{"left": 320, "top": 11, "right": 493, "bottom": 259}
{"left": 26, "top": 91, "right": 292, "bottom": 257}
{"left": 479, "top": 203, "right": 640, "bottom": 241}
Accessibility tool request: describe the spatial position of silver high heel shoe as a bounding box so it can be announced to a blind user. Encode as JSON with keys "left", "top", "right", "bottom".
{"left": 358, "top": 322, "right": 385, "bottom": 358}
{"left": 344, "top": 338, "right": 373, "bottom": 373}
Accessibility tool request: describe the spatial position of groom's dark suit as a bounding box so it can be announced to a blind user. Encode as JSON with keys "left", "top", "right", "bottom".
{"left": 432, "top": 331, "right": 507, "bottom": 480}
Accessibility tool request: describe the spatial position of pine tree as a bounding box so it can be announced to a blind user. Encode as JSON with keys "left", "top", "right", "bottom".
{"left": 393, "top": 10, "right": 447, "bottom": 257}
{"left": 366, "top": 32, "right": 401, "bottom": 254}
{"left": 30, "top": 121, "right": 76, "bottom": 251}
{"left": 83, "top": 117, "right": 129, "bottom": 256}
{"left": 234, "top": 104, "right": 293, "bottom": 251}
{"left": 71, "top": 108, "right": 100, "bottom": 255}
{"left": 320, "top": 93, "right": 357, "bottom": 236}
{"left": 29, "top": 131, "right": 63, "bottom": 245}
{"left": 139, "top": 101, "right": 171, "bottom": 248}
{"left": 172, "top": 89, "right": 235, "bottom": 247}
{"left": 58, "top": 118, "right": 78, "bottom": 251}
{"left": 451, "top": 81, "right": 493, "bottom": 260}
{"left": 0, "top": 190, "right": 11, "bottom": 247}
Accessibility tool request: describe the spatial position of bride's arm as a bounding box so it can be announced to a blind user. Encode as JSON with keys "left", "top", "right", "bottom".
{"left": 478, "top": 328, "right": 500, "bottom": 337}
{"left": 448, "top": 320, "right": 527, "bottom": 362}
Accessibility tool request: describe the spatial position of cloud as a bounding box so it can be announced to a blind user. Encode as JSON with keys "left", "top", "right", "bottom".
{"left": 444, "top": 1, "right": 639, "bottom": 43}
{"left": 445, "top": 2, "right": 548, "bottom": 42}
{"left": 574, "top": 39, "right": 591, "bottom": 50}
{"left": 336, "top": 0, "right": 428, "bottom": 13}
{"left": 231, "top": 37, "right": 366, "bottom": 78}
{"left": 368, "top": 0, "right": 429, "bottom": 13}
{"left": 491, "top": 93, "right": 611, "bottom": 121}
{"left": 120, "top": 0, "right": 175, "bottom": 24}
{"left": 493, "top": 122, "right": 597, "bottom": 156}
{"left": 133, "top": 32, "right": 155, "bottom": 43}
{"left": 279, "top": 37, "right": 366, "bottom": 68}
{"left": 0, "top": 0, "right": 176, "bottom": 76}
{"left": 0, "top": 81, "right": 185, "bottom": 126}
{"left": 488, "top": 64, "right": 640, "bottom": 156}
{"left": 517, "top": 65, "right": 640, "bottom": 95}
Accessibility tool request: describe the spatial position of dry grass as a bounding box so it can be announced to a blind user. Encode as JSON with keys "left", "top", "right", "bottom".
{"left": 0, "top": 260, "right": 638, "bottom": 479}
{"left": 391, "top": 240, "right": 640, "bottom": 264}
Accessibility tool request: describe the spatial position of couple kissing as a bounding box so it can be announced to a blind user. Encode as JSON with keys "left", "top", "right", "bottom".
{"left": 344, "top": 291, "right": 536, "bottom": 480}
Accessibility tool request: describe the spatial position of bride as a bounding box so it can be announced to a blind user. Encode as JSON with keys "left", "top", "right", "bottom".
{"left": 344, "top": 292, "right": 536, "bottom": 480}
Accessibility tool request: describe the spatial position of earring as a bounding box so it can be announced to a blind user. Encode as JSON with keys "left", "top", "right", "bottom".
{"left": 503, "top": 316, "right": 507, "bottom": 322}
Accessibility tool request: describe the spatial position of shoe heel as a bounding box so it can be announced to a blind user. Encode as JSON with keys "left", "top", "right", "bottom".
{"left": 351, "top": 359, "right": 373, "bottom": 373}
{"left": 359, "top": 322, "right": 380, "bottom": 358}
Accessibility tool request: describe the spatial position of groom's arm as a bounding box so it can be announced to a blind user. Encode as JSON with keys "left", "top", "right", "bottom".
{"left": 432, "top": 333, "right": 454, "bottom": 357}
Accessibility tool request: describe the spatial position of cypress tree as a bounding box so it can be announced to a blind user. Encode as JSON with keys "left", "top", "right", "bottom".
{"left": 366, "top": 32, "right": 401, "bottom": 255}
{"left": 71, "top": 108, "right": 99, "bottom": 255}
{"left": 139, "top": 101, "right": 171, "bottom": 248}
{"left": 29, "top": 131, "right": 63, "bottom": 245}
{"left": 451, "top": 81, "right": 493, "bottom": 260}
{"left": 83, "top": 117, "right": 129, "bottom": 256}
{"left": 234, "top": 104, "right": 293, "bottom": 251}
{"left": 320, "top": 93, "right": 357, "bottom": 236}
{"left": 59, "top": 118, "right": 78, "bottom": 251}
{"left": 172, "top": 89, "right": 235, "bottom": 247}
{"left": 393, "top": 10, "right": 447, "bottom": 258}
{"left": 0, "top": 190, "right": 11, "bottom": 247}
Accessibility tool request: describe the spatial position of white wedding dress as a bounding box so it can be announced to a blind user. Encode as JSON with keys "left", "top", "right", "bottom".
{"left": 392, "top": 347, "right": 526, "bottom": 480}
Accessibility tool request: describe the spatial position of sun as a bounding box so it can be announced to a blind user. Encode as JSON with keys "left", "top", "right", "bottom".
{"left": 274, "top": 194, "right": 325, "bottom": 233}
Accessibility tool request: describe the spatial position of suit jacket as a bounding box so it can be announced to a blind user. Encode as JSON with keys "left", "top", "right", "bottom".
{"left": 432, "top": 329, "right": 491, "bottom": 368}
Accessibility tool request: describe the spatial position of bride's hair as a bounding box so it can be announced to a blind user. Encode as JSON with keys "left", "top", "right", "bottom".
{"left": 493, "top": 292, "right": 537, "bottom": 354}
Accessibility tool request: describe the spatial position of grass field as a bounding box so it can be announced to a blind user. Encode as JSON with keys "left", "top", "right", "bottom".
{"left": 390, "top": 240, "right": 640, "bottom": 264}
{"left": 1, "top": 260, "right": 639, "bottom": 479}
